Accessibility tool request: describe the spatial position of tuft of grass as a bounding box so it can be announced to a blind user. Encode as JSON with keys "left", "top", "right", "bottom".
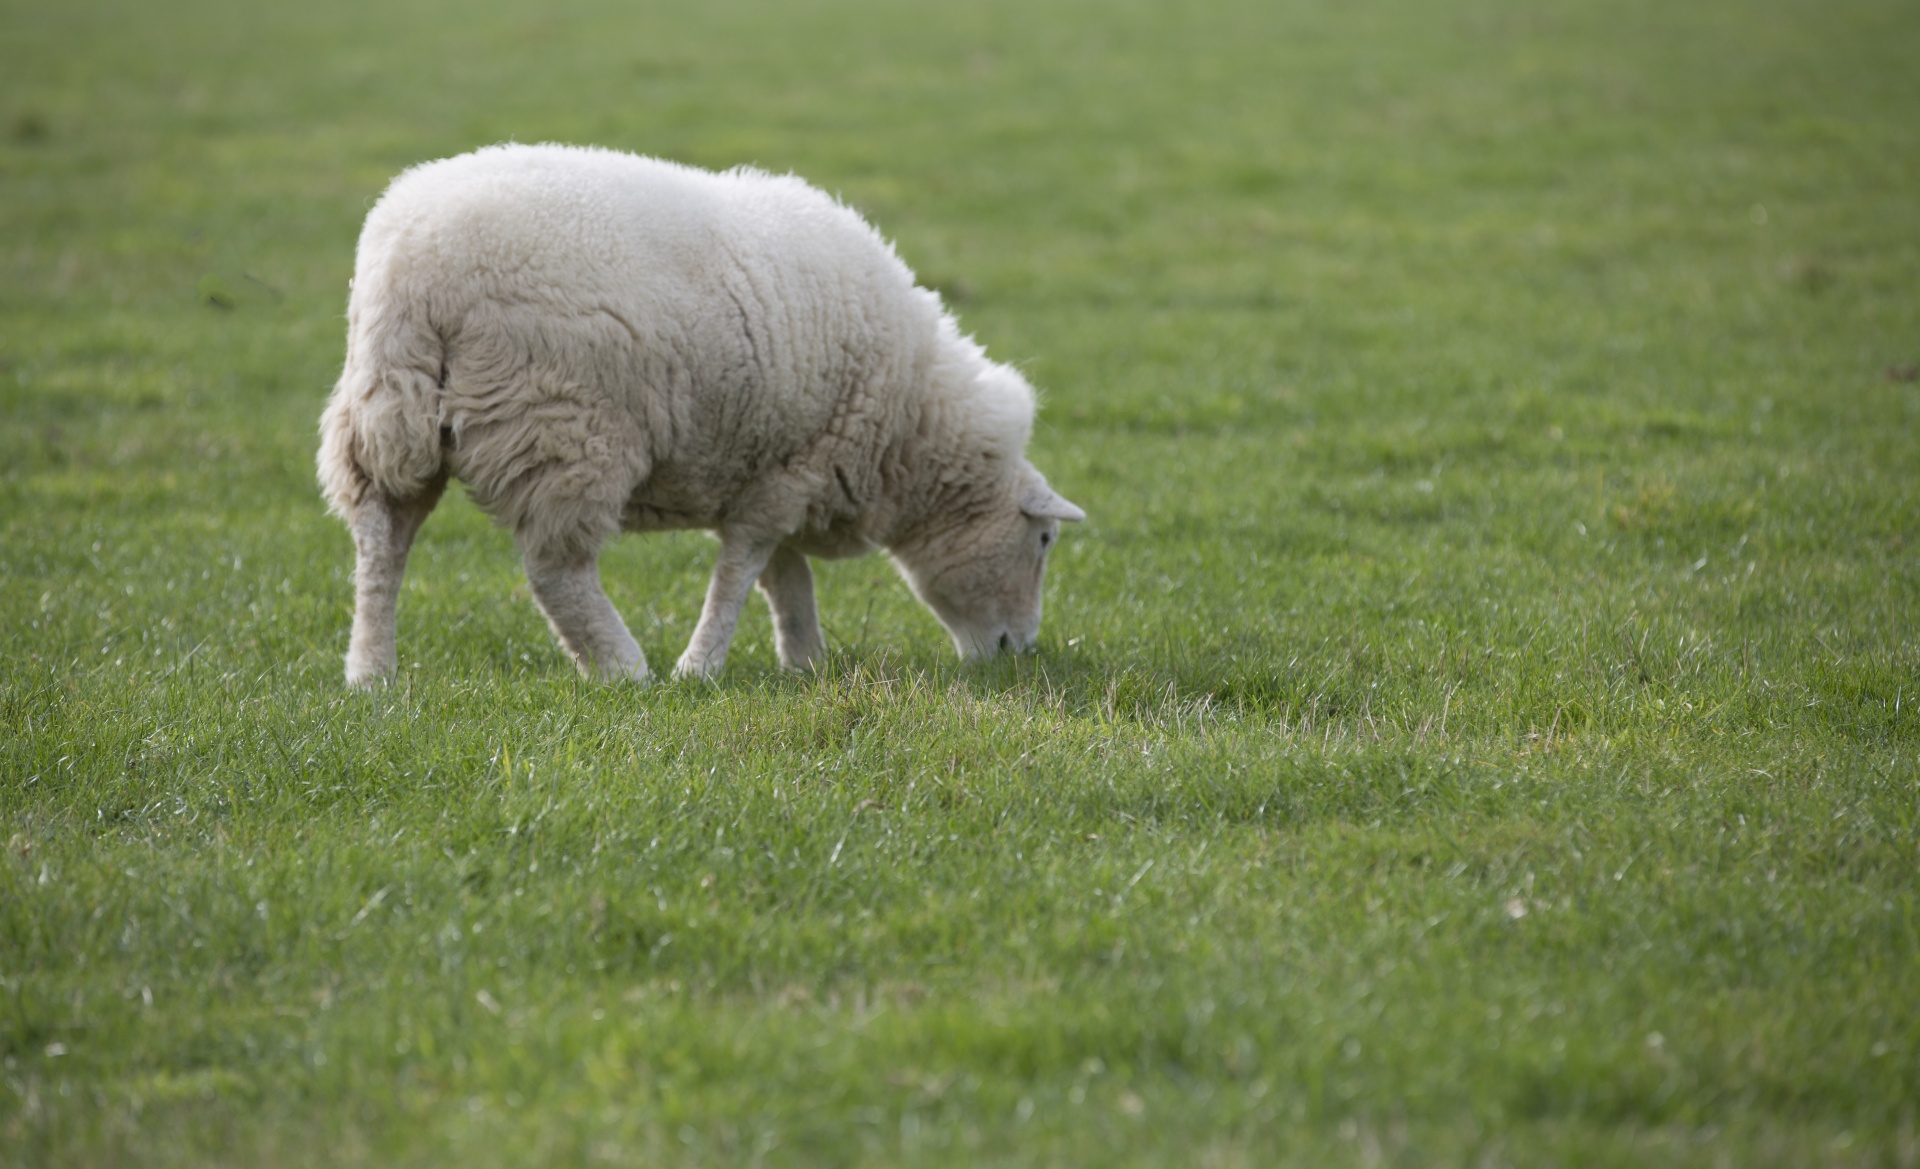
{"left": 3, "top": 0, "right": 1918, "bottom": 1164}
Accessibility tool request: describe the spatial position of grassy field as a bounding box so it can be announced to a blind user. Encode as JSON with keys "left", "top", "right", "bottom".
{"left": 4, "top": 0, "right": 1918, "bottom": 1163}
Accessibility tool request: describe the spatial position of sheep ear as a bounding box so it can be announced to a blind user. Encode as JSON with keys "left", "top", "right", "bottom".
{"left": 1020, "top": 482, "right": 1086, "bottom": 523}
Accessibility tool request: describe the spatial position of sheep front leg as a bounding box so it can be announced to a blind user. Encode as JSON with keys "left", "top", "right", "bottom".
{"left": 522, "top": 549, "right": 650, "bottom": 682}
{"left": 757, "top": 544, "right": 826, "bottom": 671}
{"left": 344, "top": 478, "right": 445, "bottom": 688}
{"left": 675, "top": 535, "right": 778, "bottom": 680}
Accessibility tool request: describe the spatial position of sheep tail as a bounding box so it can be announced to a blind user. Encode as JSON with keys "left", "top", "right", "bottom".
{"left": 317, "top": 292, "right": 448, "bottom": 519}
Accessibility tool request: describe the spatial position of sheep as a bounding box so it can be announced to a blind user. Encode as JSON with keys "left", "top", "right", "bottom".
{"left": 317, "top": 143, "right": 1084, "bottom": 686}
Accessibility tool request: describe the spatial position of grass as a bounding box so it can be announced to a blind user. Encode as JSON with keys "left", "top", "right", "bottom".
{"left": 3, "top": 0, "right": 1918, "bottom": 1163}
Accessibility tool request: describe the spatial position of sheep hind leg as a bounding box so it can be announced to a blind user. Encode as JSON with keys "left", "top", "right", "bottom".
{"left": 758, "top": 545, "right": 825, "bottom": 671}
{"left": 345, "top": 474, "right": 447, "bottom": 688}
{"left": 522, "top": 546, "right": 650, "bottom": 683}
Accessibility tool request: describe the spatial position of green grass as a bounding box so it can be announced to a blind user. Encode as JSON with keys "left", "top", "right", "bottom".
{"left": 4, "top": 0, "right": 1918, "bottom": 1163}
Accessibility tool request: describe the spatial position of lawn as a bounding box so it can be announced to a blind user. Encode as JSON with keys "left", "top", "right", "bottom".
{"left": 3, "top": 0, "right": 1917, "bottom": 1164}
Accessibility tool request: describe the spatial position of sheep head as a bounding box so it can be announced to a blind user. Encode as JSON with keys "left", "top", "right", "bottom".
{"left": 893, "top": 464, "right": 1085, "bottom": 659}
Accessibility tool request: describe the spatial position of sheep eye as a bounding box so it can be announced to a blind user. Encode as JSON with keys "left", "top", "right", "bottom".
{"left": 1039, "top": 531, "right": 1052, "bottom": 549}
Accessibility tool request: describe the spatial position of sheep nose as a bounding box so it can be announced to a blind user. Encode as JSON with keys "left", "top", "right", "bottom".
{"left": 997, "top": 631, "right": 1012, "bottom": 652}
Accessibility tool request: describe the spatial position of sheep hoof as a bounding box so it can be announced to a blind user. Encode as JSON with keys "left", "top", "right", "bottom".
{"left": 671, "top": 655, "right": 722, "bottom": 683}
{"left": 589, "top": 662, "right": 652, "bottom": 685}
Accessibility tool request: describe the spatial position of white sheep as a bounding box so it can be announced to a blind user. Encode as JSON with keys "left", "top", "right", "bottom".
{"left": 318, "top": 144, "right": 1083, "bottom": 686}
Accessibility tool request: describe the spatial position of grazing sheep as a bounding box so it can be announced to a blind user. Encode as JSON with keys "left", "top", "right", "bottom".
{"left": 318, "top": 144, "right": 1083, "bottom": 686}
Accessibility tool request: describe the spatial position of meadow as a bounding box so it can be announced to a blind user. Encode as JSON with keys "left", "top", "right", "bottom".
{"left": 3, "top": 0, "right": 1917, "bottom": 1163}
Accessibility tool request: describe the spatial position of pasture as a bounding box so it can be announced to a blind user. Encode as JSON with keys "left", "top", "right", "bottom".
{"left": 3, "top": 0, "right": 1917, "bottom": 1163}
